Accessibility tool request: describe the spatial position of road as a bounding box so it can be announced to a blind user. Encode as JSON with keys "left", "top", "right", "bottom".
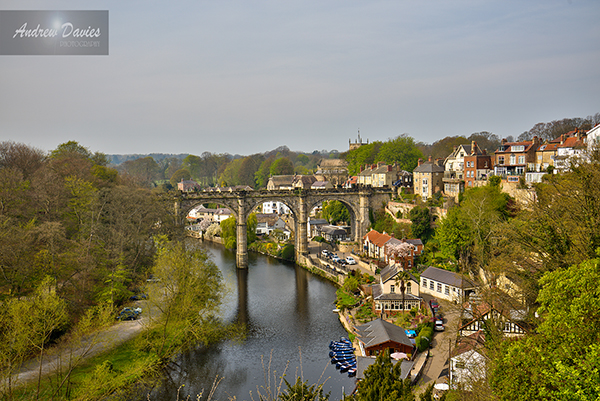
{"left": 10, "top": 298, "right": 160, "bottom": 388}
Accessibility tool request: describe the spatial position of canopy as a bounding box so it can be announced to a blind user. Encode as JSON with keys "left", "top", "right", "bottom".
{"left": 390, "top": 352, "right": 408, "bottom": 360}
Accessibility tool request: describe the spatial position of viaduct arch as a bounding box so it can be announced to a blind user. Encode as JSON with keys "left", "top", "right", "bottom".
{"left": 177, "top": 188, "right": 393, "bottom": 268}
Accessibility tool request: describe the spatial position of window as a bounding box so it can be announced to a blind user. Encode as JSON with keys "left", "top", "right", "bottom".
{"left": 498, "top": 156, "right": 504, "bottom": 165}
{"left": 445, "top": 286, "right": 450, "bottom": 295}
{"left": 422, "top": 278, "right": 427, "bottom": 287}
{"left": 430, "top": 281, "right": 434, "bottom": 290}
{"left": 375, "top": 302, "right": 381, "bottom": 310}
{"left": 510, "top": 154, "right": 516, "bottom": 165}
{"left": 390, "top": 285, "right": 395, "bottom": 293}
{"left": 512, "top": 145, "right": 525, "bottom": 152}
{"left": 406, "top": 282, "right": 411, "bottom": 293}
{"left": 437, "top": 283, "right": 442, "bottom": 292}
{"left": 518, "top": 155, "right": 525, "bottom": 164}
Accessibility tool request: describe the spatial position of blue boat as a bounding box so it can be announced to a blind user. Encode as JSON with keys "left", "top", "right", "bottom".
{"left": 331, "top": 355, "right": 356, "bottom": 364}
{"left": 347, "top": 367, "right": 357, "bottom": 377}
{"left": 329, "top": 350, "right": 355, "bottom": 358}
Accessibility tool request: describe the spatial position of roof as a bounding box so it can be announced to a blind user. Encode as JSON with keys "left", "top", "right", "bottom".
{"left": 380, "top": 265, "right": 418, "bottom": 284}
{"left": 421, "top": 266, "right": 476, "bottom": 289}
{"left": 495, "top": 140, "right": 536, "bottom": 154}
{"left": 404, "top": 239, "right": 423, "bottom": 247}
{"left": 311, "top": 181, "right": 330, "bottom": 188}
{"left": 451, "top": 331, "right": 486, "bottom": 358}
{"left": 267, "top": 175, "right": 294, "bottom": 186}
{"left": 321, "top": 225, "right": 347, "bottom": 235}
{"left": 363, "top": 229, "right": 392, "bottom": 248}
{"left": 413, "top": 161, "right": 444, "bottom": 173}
{"left": 355, "top": 318, "right": 413, "bottom": 349}
{"left": 308, "top": 218, "right": 327, "bottom": 225}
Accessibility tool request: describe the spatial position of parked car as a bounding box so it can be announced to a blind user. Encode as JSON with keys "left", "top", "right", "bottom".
{"left": 345, "top": 256, "right": 357, "bottom": 265}
{"left": 129, "top": 293, "right": 148, "bottom": 301}
{"left": 321, "top": 249, "right": 330, "bottom": 257}
{"left": 331, "top": 254, "right": 341, "bottom": 263}
{"left": 435, "top": 321, "right": 445, "bottom": 332}
{"left": 117, "top": 307, "right": 142, "bottom": 321}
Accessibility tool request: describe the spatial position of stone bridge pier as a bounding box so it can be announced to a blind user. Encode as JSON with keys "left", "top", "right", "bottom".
{"left": 179, "top": 188, "right": 393, "bottom": 268}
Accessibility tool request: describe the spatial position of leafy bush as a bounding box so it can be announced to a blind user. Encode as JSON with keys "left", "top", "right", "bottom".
{"left": 280, "top": 244, "right": 295, "bottom": 261}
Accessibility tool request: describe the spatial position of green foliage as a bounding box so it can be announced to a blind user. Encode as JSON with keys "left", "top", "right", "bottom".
{"left": 372, "top": 208, "right": 413, "bottom": 239}
{"left": 221, "top": 217, "right": 237, "bottom": 249}
{"left": 375, "top": 135, "right": 424, "bottom": 172}
{"left": 415, "top": 325, "right": 433, "bottom": 352}
{"left": 343, "top": 275, "right": 360, "bottom": 292}
{"left": 336, "top": 287, "right": 357, "bottom": 311}
{"left": 350, "top": 349, "right": 415, "bottom": 401}
{"left": 280, "top": 376, "right": 330, "bottom": 401}
{"left": 270, "top": 157, "right": 294, "bottom": 176}
{"left": 255, "top": 157, "right": 274, "bottom": 188}
{"left": 247, "top": 213, "right": 258, "bottom": 244}
{"left": 280, "top": 243, "right": 295, "bottom": 261}
{"left": 146, "top": 237, "right": 233, "bottom": 359}
{"left": 345, "top": 141, "right": 382, "bottom": 176}
{"left": 170, "top": 168, "right": 192, "bottom": 187}
{"left": 490, "top": 257, "right": 600, "bottom": 400}
{"left": 409, "top": 206, "right": 433, "bottom": 242}
{"left": 322, "top": 200, "right": 350, "bottom": 225}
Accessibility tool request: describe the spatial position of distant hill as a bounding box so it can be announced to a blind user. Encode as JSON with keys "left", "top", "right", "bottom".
{"left": 108, "top": 153, "right": 189, "bottom": 165}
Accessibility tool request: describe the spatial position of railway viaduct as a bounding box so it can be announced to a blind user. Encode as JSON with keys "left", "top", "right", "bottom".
{"left": 177, "top": 187, "right": 393, "bottom": 268}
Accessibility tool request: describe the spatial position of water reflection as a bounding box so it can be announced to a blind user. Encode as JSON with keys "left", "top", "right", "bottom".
{"left": 145, "top": 241, "right": 354, "bottom": 401}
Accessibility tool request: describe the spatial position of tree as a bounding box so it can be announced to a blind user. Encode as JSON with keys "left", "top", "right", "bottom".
{"left": 409, "top": 206, "right": 432, "bottom": 242}
{"left": 255, "top": 157, "right": 274, "bottom": 188}
{"left": 146, "top": 238, "right": 232, "bottom": 359}
{"left": 120, "top": 156, "right": 161, "bottom": 187}
{"left": 221, "top": 216, "right": 237, "bottom": 249}
{"left": 170, "top": 168, "right": 192, "bottom": 188}
{"left": 376, "top": 135, "right": 423, "bottom": 171}
{"left": 490, "top": 257, "right": 600, "bottom": 401}
{"left": 345, "top": 141, "right": 382, "bottom": 175}
{"left": 350, "top": 349, "right": 415, "bottom": 401}
{"left": 280, "top": 376, "right": 330, "bottom": 401}
{"left": 322, "top": 200, "right": 350, "bottom": 225}
{"left": 269, "top": 157, "right": 294, "bottom": 176}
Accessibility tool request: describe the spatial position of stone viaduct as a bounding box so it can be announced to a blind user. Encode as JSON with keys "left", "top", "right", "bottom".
{"left": 177, "top": 187, "right": 393, "bottom": 268}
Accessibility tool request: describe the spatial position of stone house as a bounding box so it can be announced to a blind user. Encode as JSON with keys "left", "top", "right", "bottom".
{"left": 412, "top": 157, "right": 444, "bottom": 200}
{"left": 314, "top": 159, "right": 349, "bottom": 187}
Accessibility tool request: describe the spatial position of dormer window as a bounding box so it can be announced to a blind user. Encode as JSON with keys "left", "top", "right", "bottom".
{"left": 512, "top": 145, "right": 525, "bottom": 152}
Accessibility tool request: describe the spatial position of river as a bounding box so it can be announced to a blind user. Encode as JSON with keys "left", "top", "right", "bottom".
{"left": 148, "top": 240, "right": 355, "bottom": 401}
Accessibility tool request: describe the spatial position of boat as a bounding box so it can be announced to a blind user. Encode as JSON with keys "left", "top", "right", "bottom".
{"left": 329, "top": 350, "right": 355, "bottom": 358}
{"left": 347, "top": 367, "right": 357, "bottom": 377}
{"left": 331, "top": 355, "right": 356, "bottom": 364}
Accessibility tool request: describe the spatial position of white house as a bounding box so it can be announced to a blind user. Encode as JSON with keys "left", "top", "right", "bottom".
{"left": 450, "top": 331, "right": 487, "bottom": 391}
{"left": 262, "top": 201, "right": 291, "bottom": 215}
{"left": 420, "top": 266, "right": 477, "bottom": 302}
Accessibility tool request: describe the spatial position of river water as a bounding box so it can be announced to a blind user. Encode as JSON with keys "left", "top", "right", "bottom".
{"left": 148, "top": 240, "right": 355, "bottom": 401}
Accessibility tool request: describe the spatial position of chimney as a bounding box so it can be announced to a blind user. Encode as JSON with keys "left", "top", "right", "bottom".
{"left": 560, "top": 134, "right": 565, "bottom": 144}
{"left": 388, "top": 165, "right": 392, "bottom": 172}
{"left": 418, "top": 158, "right": 423, "bottom": 167}
{"left": 471, "top": 140, "right": 477, "bottom": 155}
{"left": 533, "top": 136, "right": 540, "bottom": 146}
{"left": 428, "top": 155, "right": 432, "bottom": 162}
{"left": 501, "top": 138, "right": 507, "bottom": 145}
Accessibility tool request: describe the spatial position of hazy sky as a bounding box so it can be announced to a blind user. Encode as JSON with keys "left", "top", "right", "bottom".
{"left": 1, "top": 0, "right": 599, "bottom": 156}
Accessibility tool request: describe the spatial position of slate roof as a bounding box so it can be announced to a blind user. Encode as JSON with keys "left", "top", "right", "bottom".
{"left": 421, "top": 266, "right": 476, "bottom": 289}
{"left": 355, "top": 318, "right": 413, "bottom": 349}
{"left": 413, "top": 161, "right": 444, "bottom": 173}
{"left": 380, "top": 265, "right": 418, "bottom": 284}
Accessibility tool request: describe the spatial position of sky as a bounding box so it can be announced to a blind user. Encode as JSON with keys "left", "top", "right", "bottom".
{"left": 1, "top": 0, "right": 599, "bottom": 156}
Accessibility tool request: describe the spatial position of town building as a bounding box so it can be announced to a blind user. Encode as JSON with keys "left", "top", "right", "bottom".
{"left": 314, "top": 159, "right": 349, "bottom": 187}
{"left": 355, "top": 318, "right": 415, "bottom": 357}
{"left": 463, "top": 141, "right": 493, "bottom": 189}
{"left": 412, "top": 157, "right": 444, "bottom": 200}
{"left": 266, "top": 175, "right": 295, "bottom": 190}
{"left": 420, "top": 266, "right": 477, "bottom": 302}
{"left": 493, "top": 137, "right": 540, "bottom": 181}
{"left": 178, "top": 179, "right": 201, "bottom": 192}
